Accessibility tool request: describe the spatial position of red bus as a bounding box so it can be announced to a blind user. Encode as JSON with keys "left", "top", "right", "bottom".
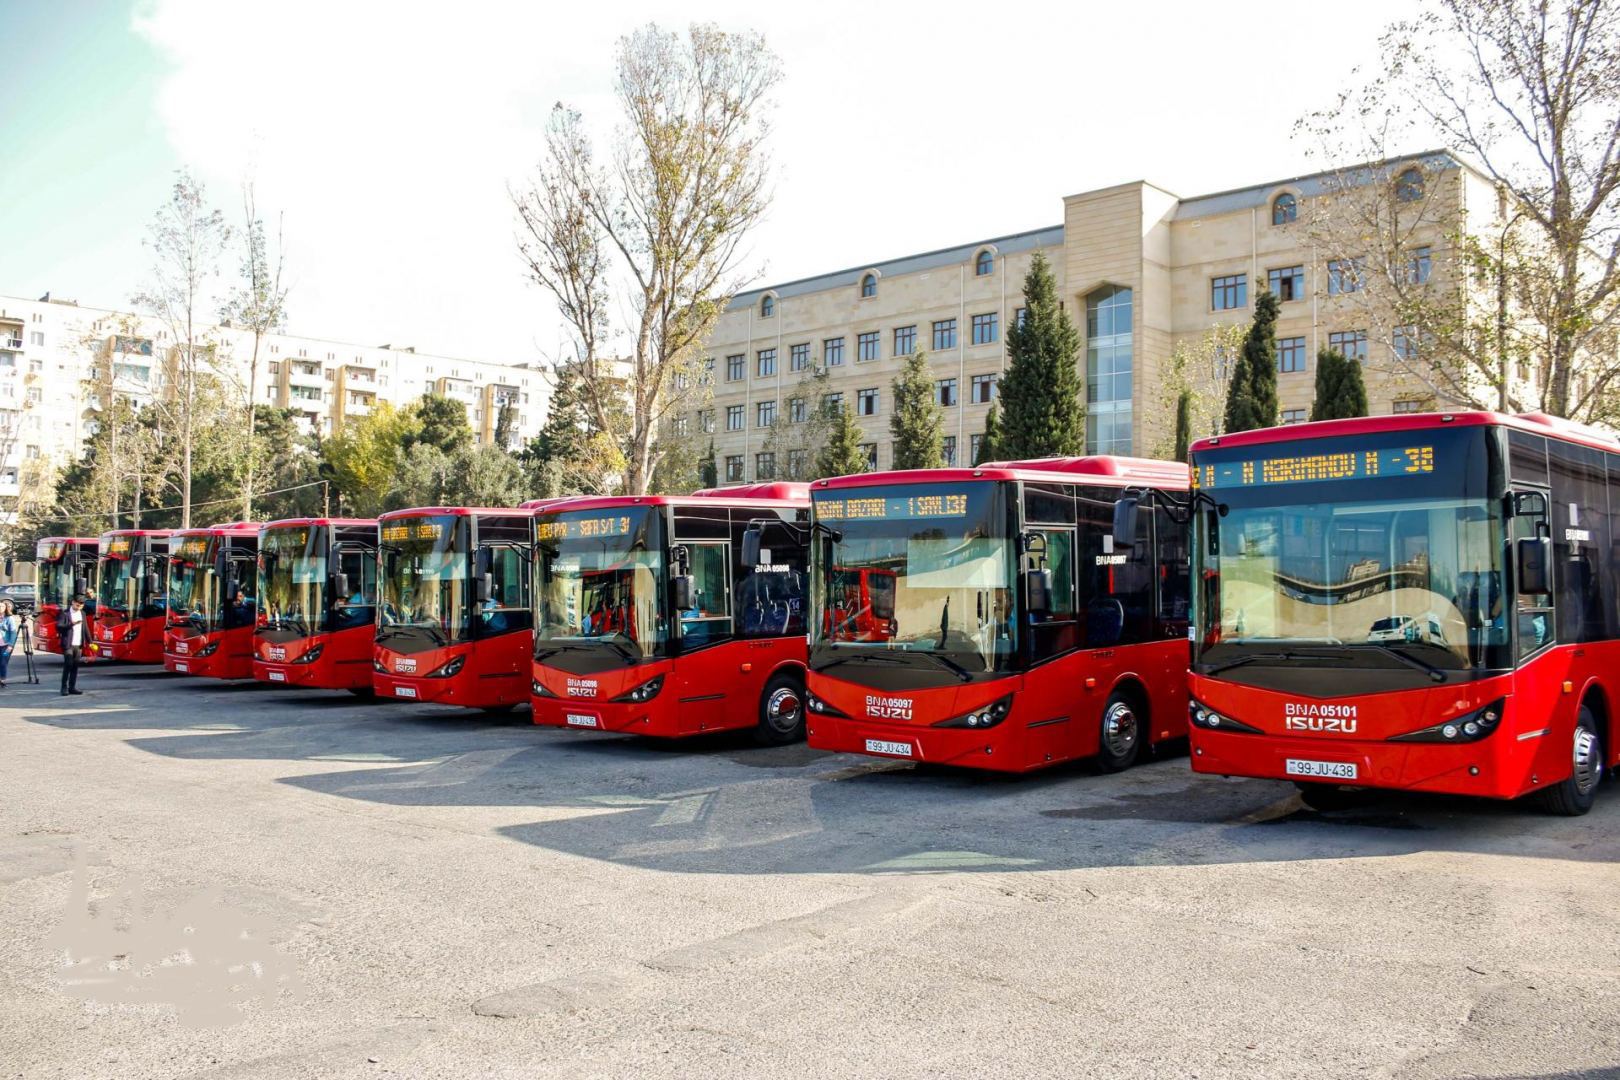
{"left": 34, "top": 537, "right": 99, "bottom": 654}
{"left": 1183, "top": 410, "right": 1620, "bottom": 815}
{"left": 163, "top": 523, "right": 260, "bottom": 678}
{"left": 93, "top": 530, "right": 173, "bottom": 662}
{"left": 530, "top": 483, "right": 811, "bottom": 743}
{"left": 804, "top": 457, "right": 1192, "bottom": 773}
{"left": 373, "top": 507, "right": 535, "bottom": 711}
{"left": 254, "top": 518, "right": 378, "bottom": 693}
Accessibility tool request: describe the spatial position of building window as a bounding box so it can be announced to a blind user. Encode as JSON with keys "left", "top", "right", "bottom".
{"left": 824, "top": 337, "right": 845, "bottom": 366}
{"left": 1211, "top": 274, "right": 1247, "bottom": 311}
{"left": 757, "top": 348, "right": 776, "bottom": 378}
{"left": 787, "top": 448, "right": 808, "bottom": 477}
{"left": 1395, "top": 167, "right": 1425, "bottom": 203}
{"left": 673, "top": 416, "right": 689, "bottom": 437}
{"left": 857, "top": 388, "right": 879, "bottom": 415}
{"left": 893, "top": 325, "right": 916, "bottom": 356}
{"left": 975, "top": 250, "right": 994, "bottom": 276}
{"left": 1086, "top": 285, "right": 1134, "bottom": 455}
{"left": 937, "top": 378, "right": 957, "bottom": 407}
{"left": 760, "top": 294, "right": 775, "bottom": 318}
{"left": 822, "top": 391, "right": 844, "bottom": 415}
{"left": 857, "top": 331, "right": 880, "bottom": 362}
{"left": 971, "top": 312, "right": 998, "bottom": 345}
{"left": 860, "top": 273, "right": 877, "bottom": 298}
{"left": 24, "top": 444, "right": 39, "bottom": 459}
{"left": 726, "top": 404, "right": 744, "bottom": 430}
{"left": 29, "top": 331, "right": 44, "bottom": 346}
{"left": 789, "top": 397, "right": 807, "bottom": 423}
{"left": 861, "top": 443, "right": 878, "bottom": 470}
{"left": 969, "top": 433, "right": 987, "bottom": 464}
{"left": 932, "top": 319, "right": 957, "bottom": 350}
{"left": 726, "top": 354, "right": 745, "bottom": 381}
{"left": 1406, "top": 246, "right": 1432, "bottom": 285}
{"left": 757, "top": 400, "right": 776, "bottom": 426}
{"left": 1014, "top": 306, "right": 1028, "bottom": 329}
{"left": 790, "top": 343, "right": 809, "bottom": 371}
{"left": 1393, "top": 325, "right": 1429, "bottom": 361}
{"left": 703, "top": 357, "right": 716, "bottom": 384}
{"left": 1272, "top": 192, "right": 1298, "bottom": 225}
{"left": 1328, "top": 329, "right": 1368, "bottom": 361}
{"left": 971, "top": 373, "right": 996, "bottom": 403}
{"left": 1278, "top": 336, "right": 1307, "bottom": 373}
{"left": 725, "top": 455, "right": 744, "bottom": 482}
{"left": 1268, "top": 265, "right": 1305, "bottom": 302}
{"left": 1393, "top": 397, "right": 1433, "bottom": 414}
{"left": 756, "top": 452, "right": 776, "bottom": 479}
{"left": 26, "top": 387, "right": 41, "bottom": 404}
{"left": 1281, "top": 408, "right": 1307, "bottom": 424}
{"left": 699, "top": 409, "right": 715, "bottom": 433}
{"left": 942, "top": 435, "right": 957, "bottom": 465}
{"left": 1327, "top": 258, "right": 1364, "bottom": 295}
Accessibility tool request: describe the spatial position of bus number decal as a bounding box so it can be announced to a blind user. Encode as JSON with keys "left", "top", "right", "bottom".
{"left": 866, "top": 694, "right": 913, "bottom": 721}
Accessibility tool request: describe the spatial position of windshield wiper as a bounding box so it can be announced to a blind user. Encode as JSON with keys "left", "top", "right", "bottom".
{"left": 1346, "top": 642, "right": 1447, "bottom": 683}
{"left": 1202, "top": 651, "right": 1313, "bottom": 676}
{"left": 916, "top": 650, "right": 973, "bottom": 683}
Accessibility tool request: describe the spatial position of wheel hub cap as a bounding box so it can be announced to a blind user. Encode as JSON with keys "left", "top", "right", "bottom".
{"left": 1573, "top": 725, "right": 1603, "bottom": 795}
{"left": 767, "top": 688, "right": 801, "bottom": 731}
{"left": 1103, "top": 702, "right": 1137, "bottom": 758}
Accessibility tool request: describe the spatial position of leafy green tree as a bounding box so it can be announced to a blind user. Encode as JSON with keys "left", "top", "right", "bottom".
{"left": 385, "top": 442, "right": 455, "bottom": 511}
{"left": 458, "top": 444, "right": 529, "bottom": 506}
{"left": 975, "top": 405, "right": 1003, "bottom": 465}
{"left": 1173, "top": 390, "right": 1193, "bottom": 460}
{"left": 889, "top": 350, "right": 944, "bottom": 470}
{"left": 699, "top": 441, "right": 718, "bottom": 488}
{"left": 816, "top": 399, "right": 869, "bottom": 478}
{"left": 995, "top": 253, "right": 1085, "bottom": 459}
{"left": 1310, "top": 348, "right": 1369, "bottom": 421}
{"left": 321, "top": 402, "right": 415, "bottom": 515}
{"left": 404, "top": 392, "right": 473, "bottom": 454}
{"left": 521, "top": 360, "right": 628, "bottom": 496}
{"left": 763, "top": 365, "right": 835, "bottom": 480}
{"left": 493, "top": 400, "right": 519, "bottom": 449}
{"left": 1223, "top": 290, "right": 1280, "bottom": 433}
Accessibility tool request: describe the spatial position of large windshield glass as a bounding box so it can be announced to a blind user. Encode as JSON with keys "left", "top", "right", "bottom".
{"left": 811, "top": 481, "right": 1016, "bottom": 685}
{"left": 379, "top": 515, "right": 471, "bottom": 643}
{"left": 37, "top": 542, "right": 67, "bottom": 608}
{"left": 168, "top": 535, "right": 219, "bottom": 631}
{"left": 534, "top": 507, "right": 667, "bottom": 661}
{"left": 259, "top": 525, "right": 327, "bottom": 635}
{"left": 97, "top": 537, "right": 138, "bottom": 617}
{"left": 1193, "top": 426, "right": 1510, "bottom": 686}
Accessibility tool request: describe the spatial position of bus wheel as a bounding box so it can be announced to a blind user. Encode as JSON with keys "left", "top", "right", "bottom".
{"left": 480, "top": 703, "right": 518, "bottom": 716}
{"left": 1539, "top": 705, "right": 1604, "bottom": 816}
{"left": 1295, "top": 783, "right": 1365, "bottom": 812}
{"left": 1095, "top": 692, "right": 1142, "bottom": 772}
{"left": 347, "top": 686, "right": 375, "bottom": 699}
{"left": 754, "top": 672, "right": 805, "bottom": 746}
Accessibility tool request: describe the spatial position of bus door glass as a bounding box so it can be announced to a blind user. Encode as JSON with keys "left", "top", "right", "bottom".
{"left": 679, "top": 542, "right": 732, "bottom": 647}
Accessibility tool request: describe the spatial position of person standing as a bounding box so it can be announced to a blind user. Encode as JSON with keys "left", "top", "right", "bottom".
{"left": 56, "top": 593, "right": 88, "bottom": 696}
{"left": 0, "top": 599, "right": 17, "bottom": 688}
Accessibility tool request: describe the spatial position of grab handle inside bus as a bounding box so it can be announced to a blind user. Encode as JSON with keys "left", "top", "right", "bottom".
{"left": 1516, "top": 536, "right": 1552, "bottom": 595}
{"left": 1111, "top": 496, "right": 1139, "bottom": 550}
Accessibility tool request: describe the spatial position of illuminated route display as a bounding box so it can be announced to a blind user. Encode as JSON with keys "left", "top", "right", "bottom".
{"left": 1198, "top": 445, "right": 1435, "bottom": 489}
{"left": 535, "top": 515, "right": 635, "bottom": 542}
{"left": 814, "top": 491, "right": 971, "bottom": 521}
{"left": 380, "top": 520, "right": 446, "bottom": 543}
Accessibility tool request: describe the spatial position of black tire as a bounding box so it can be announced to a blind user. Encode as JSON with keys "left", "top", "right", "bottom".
{"left": 480, "top": 703, "right": 519, "bottom": 716}
{"left": 346, "top": 686, "right": 375, "bottom": 699}
{"left": 1538, "top": 705, "right": 1604, "bottom": 816}
{"left": 753, "top": 671, "right": 805, "bottom": 746}
{"left": 1094, "top": 690, "right": 1143, "bottom": 772}
{"left": 1295, "top": 782, "right": 1366, "bottom": 812}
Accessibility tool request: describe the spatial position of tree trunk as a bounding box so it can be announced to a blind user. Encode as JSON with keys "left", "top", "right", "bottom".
{"left": 244, "top": 331, "right": 259, "bottom": 521}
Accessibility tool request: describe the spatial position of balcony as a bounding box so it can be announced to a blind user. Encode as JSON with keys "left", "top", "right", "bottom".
{"left": 437, "top": 377, "right": 476, "bottom": 402}
{"left": 288, "top": 362, "right": 324, "bottom": 386}
{"left": 0, "top": 337, "right": 20, "bottom": 352}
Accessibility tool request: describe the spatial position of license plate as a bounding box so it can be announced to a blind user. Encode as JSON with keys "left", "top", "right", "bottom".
{"left": 174, "top": 662, "right": 188, "bottom": 672}
{"left": 394, "top": 685, "right": 417, "bottom": 699}
{"left": 865, "top": 738, "right": 913, "bottom": 758}
{"left": 267, "top": 671, "right": 286, "bottom": 682}
{"left": 1286, "top": 758, "right": 1358, "bottom": 780}
{"left": 565, "top": 713, "right": 599, "bottom": 728}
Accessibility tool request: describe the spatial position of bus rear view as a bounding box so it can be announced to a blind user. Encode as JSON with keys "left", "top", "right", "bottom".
{"left": 1188, "top": 411, "right": 1618, "bottom": 815}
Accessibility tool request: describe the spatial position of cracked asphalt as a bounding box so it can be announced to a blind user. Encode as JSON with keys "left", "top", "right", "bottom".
{"left": 2, "top": 656, "right": 1619, "bottom": 1079}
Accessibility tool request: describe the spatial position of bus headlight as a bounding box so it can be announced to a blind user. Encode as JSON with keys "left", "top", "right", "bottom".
{"left": 373, "top": 658, "right": 388, "bottom": 674}
{"left": 532, "top": 679, "right": 558, "bottom": 697}
{"left": 934, "top": 695, "right": 1013, "bottom": 729}
{"left": 291, "top": 643, "right": 324, "bottom": 665}
{"left": 425, "top": 655, "right": 466, "bottom": 679}
{"left": 1388, "top": 699, "right": 1505, "bottom": 743}
{"left": 612, "top": 675, "right": 665, "bottom": 703}
{"left": 193, "top": 640, "right": 220, "bottom": 657}
{"left": 121, "top": 626, "right": 141, "bottom": 642}
{"left": 806, "top": 691, "right": 850, "bottom": 717}
{"left": 1189, "top": 699, "right": 1263, "bottom": 734}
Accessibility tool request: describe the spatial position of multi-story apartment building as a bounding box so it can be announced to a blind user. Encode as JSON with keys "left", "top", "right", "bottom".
{"left": 0, "top": 292, "right": 550, "bottom": 522}
{"left": 702, "top": 151, "right": 1509, "bottom": 481}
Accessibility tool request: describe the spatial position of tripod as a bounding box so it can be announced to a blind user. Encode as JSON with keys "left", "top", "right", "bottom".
{"left": 20, "top": 614, "right": 37, "bottom": 684}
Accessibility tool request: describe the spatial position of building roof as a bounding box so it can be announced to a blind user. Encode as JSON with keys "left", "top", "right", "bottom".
{"left": 1172, "top": 149, "right": 1475, "bottom": 221}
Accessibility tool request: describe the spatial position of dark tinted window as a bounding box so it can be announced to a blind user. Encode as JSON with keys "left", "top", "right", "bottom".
{"left": 1076, "top": 485, "right": 1153, "bottom": 646}
{"left": 1549, "top": 439, "right": 1609, "bottom": 643}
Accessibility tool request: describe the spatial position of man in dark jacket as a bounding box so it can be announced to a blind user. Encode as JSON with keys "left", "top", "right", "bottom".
{"left": 55, "top": 593, "right": 88, "bottom": 696}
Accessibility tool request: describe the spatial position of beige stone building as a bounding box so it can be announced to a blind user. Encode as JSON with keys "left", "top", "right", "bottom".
{"left": 700, "top": 150, "right": 1508, "bottom": 482}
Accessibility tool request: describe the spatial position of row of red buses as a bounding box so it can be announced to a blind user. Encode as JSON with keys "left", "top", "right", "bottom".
{"left": 529, "top": 483, "right": 811, "bottom": 744}
{"left": 253, "top": 518, "right": 378, "bottom": 693}
{"left": 34, "top": 537, "right": 98, "bottom": 654}
{"left": 94, "top": 530, "right": 173, "bottom": 663}
{"left": 163, "top": 523, "right": 260, "bottom": 678}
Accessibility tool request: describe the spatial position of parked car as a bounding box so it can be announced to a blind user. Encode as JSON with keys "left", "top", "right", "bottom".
{"left": 0, "top": 582, "right": 38, "bottom": 612}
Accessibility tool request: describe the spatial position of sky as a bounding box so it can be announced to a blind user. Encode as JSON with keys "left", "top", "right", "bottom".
{"left": 0, "top": 0, "right": 1425, "bottom": 366}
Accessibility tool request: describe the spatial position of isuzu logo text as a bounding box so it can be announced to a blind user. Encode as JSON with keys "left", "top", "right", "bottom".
{"left": 1284, "top": 701, "right": 1358, "bottom": 733}
{"left": 567, "top": 677, "right": 599, "bottom": 698}
{"left": 394, "top": 657, "right": 417, "bottom": 673}
{"left": 865, "top": 694, "right": 913, "bottom": 721}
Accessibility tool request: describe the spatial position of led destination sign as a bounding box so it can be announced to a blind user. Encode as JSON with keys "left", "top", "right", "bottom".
{"left": 536, "top": 515, "right": 633, "bottom": 542}
{"left": 1198, "top": 445, "right": 1435, "bottom": 489}
{"left": 815, "top": 492, "right": 970, "bottom": 521}
{"left": 380, "top": 521, "right": 446, "bottom": 543}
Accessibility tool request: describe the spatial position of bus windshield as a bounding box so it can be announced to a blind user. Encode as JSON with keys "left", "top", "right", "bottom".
{"left": 811, "top": 481, "right": 1015, "bottom": 685}
{"left": 260, "top": 525, "right": 334, "bottom": 635}
{"left": 379, "top": 515, "right": 471, "bottom": 643}
{"left": 534, "top": 506, "right": 667, "bottom": 663}
{"left": 168, "top": 536, "right": 219, "bottom": 631}
{"left": 97, "top": 539, "right": 141, "bottom": 618}
{"left": 37, "top": 543, "right": 69, "bottom": 608}
{"left": 1193, "top": 426, "right": 1511, "bottom": 686}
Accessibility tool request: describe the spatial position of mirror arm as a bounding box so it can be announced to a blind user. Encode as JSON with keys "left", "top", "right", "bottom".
{"left": 1122, "top": 486, "right": 1225, "bottom": 525}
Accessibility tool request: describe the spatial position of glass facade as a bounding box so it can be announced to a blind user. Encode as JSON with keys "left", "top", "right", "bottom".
{"left": 1086, "top": 285, "right": 1133, "bottom": 455}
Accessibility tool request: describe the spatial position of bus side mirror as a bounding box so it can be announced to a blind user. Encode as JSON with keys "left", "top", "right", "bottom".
{"left": 1517, "top": 536, "right": 1552, "bottom": 595}
{"left": 1112, "top": 497, "right": 1140, "bottom": 550}
{"left": 3, "top": 558, "right": 12, "bottom": 576}
{"left": 225, "top": 577, "right": 241, "bottom": 598}
{"left": 145, "top": 572, "right": 160, "bottom": 595}
{"left": 673, "top": 574, "right": 694, "bottom": 611}
{"left": 1026, "top": 567, "right": 1053, "bottom": 615}
{"left": 73, "top": 576, "right": 89, "bottom": 596}
{"left": 476, "top": 572, "right": 493, "bottom": 603}
{"left": 741, "top": 526, "right": 762, "bottom": 567}
{"left": 332, "top": 572, "right": 351, "bottom": 599}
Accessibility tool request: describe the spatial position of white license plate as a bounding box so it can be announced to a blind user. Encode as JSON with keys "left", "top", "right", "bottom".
{"left": 394, "top": 685, "right": 417, "bottom": 699}
{"left": 565, "top": 713, "right": 599, "bottom": 728}
{"left": 267, "top": 671, "right": 286, "bottom": 682}
{"left": 1286, "top": 758, "right": 1358, "bottom": 780}
{"left": 865, "top": 738, "right": 913, "bottom": 758}
{"left": 174, "top": 662, "right": 188, "bottom": 672}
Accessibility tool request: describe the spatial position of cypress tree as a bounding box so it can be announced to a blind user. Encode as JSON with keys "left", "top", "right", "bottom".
{"left": 1310, "top": 348, "right": 1369, "bottom": 421}
{"left": 996, "top": 252, "right": 1086, "bottom": 458}
{"left": 1173, "top": 389, "right": 1193, "bottom": 460}
{"left": 975, "top": 405, "right": 1003, "bottom": 465}
{"left": 889, "top": 350, "right": 945, "bottom": 470}
{"left": 816, "top": 399, "right": 870, "bottom": 478}
{"left": 1223, "top": 290, "right": 1280, "bottom": 433}
{"left": 698, "top": 441, "right": 718, "bottom": 487}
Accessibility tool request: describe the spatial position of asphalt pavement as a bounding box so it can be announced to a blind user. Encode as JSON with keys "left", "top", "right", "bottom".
{"left": 2, "top": 655, "right": 1619, "bottom": 1079}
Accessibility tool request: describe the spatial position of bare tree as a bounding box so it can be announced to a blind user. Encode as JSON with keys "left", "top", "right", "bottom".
{"left": 1154, "top": 325, "right": 1248, "bottom": 456}
{"left": 513, "top": 23, "right": 781, "bottom": 493}
{"left": 221, "top": 184, "right": 288, "bottom": 522}
{"left": 133, "top": 171, "right": 230, "bottom": 527}
{"left": 1299, "top": 0, "right": 1620, "bottom": 423}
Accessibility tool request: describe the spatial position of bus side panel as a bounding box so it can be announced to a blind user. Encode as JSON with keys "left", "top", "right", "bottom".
{"left": 671, "top": 637, "right": 804, "bottom": 736}
{"left": 1014, "top": 640, "right": 1191, "bottom": 771}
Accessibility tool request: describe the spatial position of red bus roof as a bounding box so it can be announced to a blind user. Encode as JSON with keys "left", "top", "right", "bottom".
{"left": 814, "top": 456, "right": 1190, "bottom": 493}
{"left": 174, "top": 522, "right": 261, "bottom": 538}
{"left": 1190, "top": 410, "right": 1620, "bottom": 455}
{"left": 38, "top": 537, "right": 100, "bottom": 545}
{"left": 98, "top": 529, "right": 174, "bottom": 539}
{"left": 530, "top": 487, "right": 812, "bottom": 514}
{"left": 259, "top": 517, "right": 378, "bottom": 529}
{"left": 376, "top": 506, "right": 535, "bottom": 521}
